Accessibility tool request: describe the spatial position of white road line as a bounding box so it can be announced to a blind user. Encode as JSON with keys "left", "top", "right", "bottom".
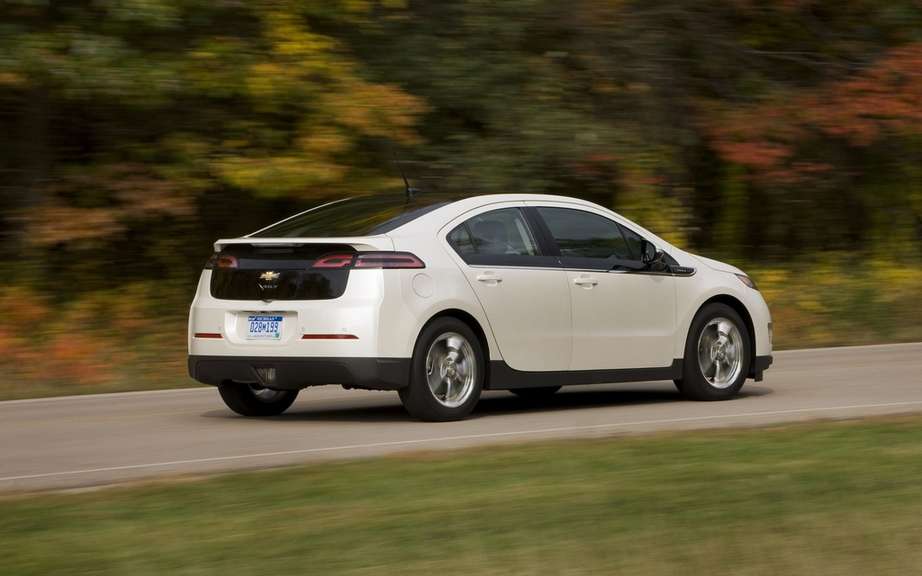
{"left": 3, "top": 399, "right": 922, "bottom": 483}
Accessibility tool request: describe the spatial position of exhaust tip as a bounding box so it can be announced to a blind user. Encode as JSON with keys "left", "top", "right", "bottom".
{"left": 254, "top": 367, "right": 277, "bottom": 386}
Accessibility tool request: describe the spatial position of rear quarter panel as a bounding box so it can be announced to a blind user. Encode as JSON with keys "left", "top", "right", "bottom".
{"left": 388, "top": 230, "right": 502, "bottom": 362}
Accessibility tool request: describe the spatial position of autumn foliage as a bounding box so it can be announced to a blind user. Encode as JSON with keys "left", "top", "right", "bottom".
{"left": 712, "top": 42, "right": 922, "bottom": 183}
{"left": 0, "top": 0, "right": 920, "bottom": 396}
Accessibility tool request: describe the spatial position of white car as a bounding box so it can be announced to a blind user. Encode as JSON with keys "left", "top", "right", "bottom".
{"left": 189, "top": 193, "right": 773, "bottom": 421}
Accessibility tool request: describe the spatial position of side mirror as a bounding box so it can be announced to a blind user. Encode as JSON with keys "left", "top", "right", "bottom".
{"left": 640, "top": 240, "right": 658, "bottom": 264}
{"left": 641, "top": 240, "right": 666, "bottom": 270}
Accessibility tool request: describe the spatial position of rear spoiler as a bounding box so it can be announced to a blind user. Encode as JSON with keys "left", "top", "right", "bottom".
{"left": 213, "top": 236, "right": 395, "bottom": 253}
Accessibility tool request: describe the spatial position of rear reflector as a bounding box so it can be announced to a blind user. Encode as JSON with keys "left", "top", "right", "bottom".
{"left": 301, "top": 334, "right": 358, "bottom": 340}
{"left": 194, "top": 332, "right": 223, "bottom": 339}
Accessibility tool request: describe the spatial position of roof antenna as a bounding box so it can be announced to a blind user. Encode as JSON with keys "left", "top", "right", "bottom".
{"left": 392, "top": 154, "right": 420, "bottom": 200}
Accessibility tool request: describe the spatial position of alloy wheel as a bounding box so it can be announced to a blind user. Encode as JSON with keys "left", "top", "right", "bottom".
{"left": 696, "top": 317, "right": 744, "bottom": 389}
{"left": 425, "top": 332, "right": 477, "bottom": 408}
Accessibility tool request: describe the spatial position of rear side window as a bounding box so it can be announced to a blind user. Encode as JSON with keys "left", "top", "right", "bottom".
{"left": 447, "top": 207, "right": 558, "bottom": 267}
{"left": 463, "top": 208, "right": 538, "bottom": 256}
{"left": 446, "top": 224, "right": 477, "bottom": 256}
{"left": 537, "top": 207, "right": 632, "bottom": 260}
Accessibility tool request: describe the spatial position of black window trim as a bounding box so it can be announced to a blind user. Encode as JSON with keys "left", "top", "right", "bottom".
{"left": 521, "top": 206, "right": 560, "bottom": 257}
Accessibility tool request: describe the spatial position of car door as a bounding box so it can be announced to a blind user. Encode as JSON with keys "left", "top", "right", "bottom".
{"left": 443, "top": 205, "right": 571, "bottom": 372}
{"left": 530, "top": 203, "right": 677, "bottom": 371}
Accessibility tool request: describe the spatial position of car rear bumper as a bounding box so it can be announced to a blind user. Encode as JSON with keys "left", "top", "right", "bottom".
{"left": 188, "top": 355, "right": 410, "bottom": 391}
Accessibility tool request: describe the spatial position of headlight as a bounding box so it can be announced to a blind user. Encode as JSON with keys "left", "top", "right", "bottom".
{"left": 735, "top": 274, "right": 758, "bottom": 290}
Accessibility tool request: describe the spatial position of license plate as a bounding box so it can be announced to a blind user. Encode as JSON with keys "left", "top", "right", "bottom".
{"left": 247, "top": 315, "right": 283, "bottom": 340}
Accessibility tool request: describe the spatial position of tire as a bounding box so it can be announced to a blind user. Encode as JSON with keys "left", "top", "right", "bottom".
{"left": 218, "top": 382, "right": 298, "bottom": 416}
{"left": 399, "top": 317, "right": 484, "bottom": 421}
{"left": 676, "top": 303, "right": 751, "bottom": 401}
{"left": 510, "top": 386, "right": 561, "bottom": 400}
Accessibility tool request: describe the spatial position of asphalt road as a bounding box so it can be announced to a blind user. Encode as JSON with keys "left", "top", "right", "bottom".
{"left": 2, "top": 343, "right": 921, "bottom": 492}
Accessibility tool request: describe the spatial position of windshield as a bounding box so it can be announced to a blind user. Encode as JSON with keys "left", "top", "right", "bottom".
{"left": 249, "top": 194, "right": 456, "bottom": 238}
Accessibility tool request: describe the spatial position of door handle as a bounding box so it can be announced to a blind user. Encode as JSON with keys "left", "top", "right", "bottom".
{"left": 476, "top": 272, "right": 503, "bottom": 285}
{"left": 573, "top": 275, "right": 598, "bottom": 288}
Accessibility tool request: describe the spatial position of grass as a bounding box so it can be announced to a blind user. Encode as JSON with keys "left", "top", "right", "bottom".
{"left": 0, "top": 371, "right": 201, "bottom": 401}
{"left": 2, "top": 416, "right": 922, "bottom": 575}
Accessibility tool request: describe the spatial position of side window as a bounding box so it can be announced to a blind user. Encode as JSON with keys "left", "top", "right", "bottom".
{"left": 446, "top": 224, "right": 476, "bottom": 256}
{"left": 446, "top": 207, "right": 545, "bottom": 264}
{"left": 617, "top": 223, "right": 644, "bottom": 261}
{"left": 467, "top": 208, "right": 538, "bottom": 256}
{"left": 537, "top": 207, "right": 632, "bottom": 261}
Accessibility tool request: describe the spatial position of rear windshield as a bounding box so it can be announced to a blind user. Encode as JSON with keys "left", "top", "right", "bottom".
{"left": 250, "top": 194, "right": 455, "bottom": 238}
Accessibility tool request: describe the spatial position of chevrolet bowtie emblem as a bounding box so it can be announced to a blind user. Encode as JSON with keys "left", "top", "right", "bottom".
{"left": 259, "top": 271, "right": 281, "bottom": 282}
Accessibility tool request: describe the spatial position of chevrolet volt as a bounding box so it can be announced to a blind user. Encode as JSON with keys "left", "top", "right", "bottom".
{"left": 188, "top": 193, "right": 773, "bottom": 421}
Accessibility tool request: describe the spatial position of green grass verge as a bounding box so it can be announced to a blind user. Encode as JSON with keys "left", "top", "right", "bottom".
{"left": 3, "top": 416, "right": 922, "bottom": 575}
{"left": 0, "top": 378, "right": 204, "bottom": 402}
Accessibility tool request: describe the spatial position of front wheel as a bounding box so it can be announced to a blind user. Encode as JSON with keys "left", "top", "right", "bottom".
{"left": 399, "top": 318, "right": 484, "bottom": 421}
{"left": 218, "top": 382, "right": 298, "bottom": 416}
{"left": 676, "top": 303, "right": 751, "bottom": 401}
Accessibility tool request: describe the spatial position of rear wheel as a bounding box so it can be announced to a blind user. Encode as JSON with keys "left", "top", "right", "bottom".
{"left": 399, "top": 317, "right": 484, "bottom": 421}
{"left": 676, "top": 303, "right": 750, "bottom": 401}
{"left": 510, "top": 386, "right": 561, "bottom": 400}
{"left": 218, "top": 382, "right": 298, "bottom": 416}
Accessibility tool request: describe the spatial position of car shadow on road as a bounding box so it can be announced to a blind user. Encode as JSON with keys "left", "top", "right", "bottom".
{"left": 202, "top": 385, "right": 772, "bottom": 423}
{"left": 475, "top": 386, "right": 772, "bottom": 419}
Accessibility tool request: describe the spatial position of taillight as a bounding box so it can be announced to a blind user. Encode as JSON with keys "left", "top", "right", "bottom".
{"left": 205, "top": 254, "right": 238, "bottom": 269}
{"left": 355, "top": 252, "right": 425, "bottom": 269}
{"left": 205, "top": 254, "right": 237, "bottom": 270}
{"left": 310, "top": 251, "right": 424, "bottom": 270}
{"left": 312, "top": 253, "right": 355, "bottom": 269}
{"left": 216, "top": 255, "right": 238, "bottom": 269}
